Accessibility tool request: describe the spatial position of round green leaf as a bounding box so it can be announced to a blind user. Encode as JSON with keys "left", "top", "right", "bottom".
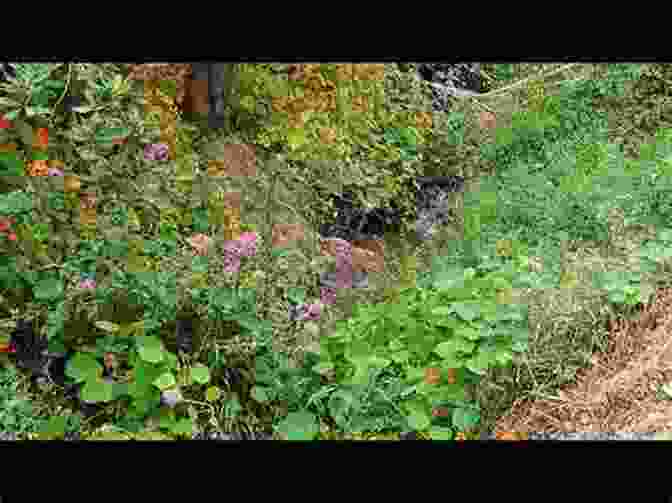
{"left": 153, "top": 372, "right": 176, "bottom": 390}
{"left": 138, "top": 345, "right": 164, "bottom": 363}
{"left": 34, "top": 277, "right": 64, "bottom": 302}
{"left": 66, "top": 353, "right": 101, "bottom": 383}
{"left": 190, "top": 363, "right": 210, "bottom": 384}
{"left": 81, "top": 378, "right": 114, "bottom": 403}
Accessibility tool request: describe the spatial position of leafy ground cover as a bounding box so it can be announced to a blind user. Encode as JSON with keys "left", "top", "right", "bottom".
{"left": 1, "top": 62, "right": 672, "bottom": 440}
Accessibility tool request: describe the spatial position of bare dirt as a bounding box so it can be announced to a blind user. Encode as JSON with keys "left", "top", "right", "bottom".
{"left": 493, "top": 286, "right": 672, "bottom": 437}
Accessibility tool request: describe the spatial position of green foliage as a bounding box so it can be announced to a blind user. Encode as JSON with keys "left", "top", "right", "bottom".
{"left": 0, "top": 365, "right": 46, "bottom": 437}
{"left": 316, "top": 247, "right": 531, "bottom": 437}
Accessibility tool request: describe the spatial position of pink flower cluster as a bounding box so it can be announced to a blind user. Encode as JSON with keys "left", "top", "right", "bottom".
{"left": 187, "top": 232, "right": 258, "bottom": 274}
{"left": 144, "top": 143, "right": 170, "bottom": 161}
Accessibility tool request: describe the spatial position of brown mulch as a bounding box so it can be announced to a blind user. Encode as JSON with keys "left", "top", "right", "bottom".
{"left": 493, "top": 287, "right": 672, "bottom": 436}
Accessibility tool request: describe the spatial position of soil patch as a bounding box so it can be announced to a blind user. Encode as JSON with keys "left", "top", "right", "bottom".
{"left": 493, "top": 287, "right": 672, "bottom": 436}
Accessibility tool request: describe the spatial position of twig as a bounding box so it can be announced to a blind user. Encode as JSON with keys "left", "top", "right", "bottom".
{"left": 474, "top": 63, "right": 582, "bottom": 100}
{"left": 52, "top": 63, "right": 73, "bottom": 111}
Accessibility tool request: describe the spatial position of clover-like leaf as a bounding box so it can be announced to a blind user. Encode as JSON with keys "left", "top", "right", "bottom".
{"left": 137, "top": 336, "right": 164, "bottom": 363}
{"left": 190, "top": 363, "right": 210, "bottom": 384}
{"left": 153, "top": 372, "right": 176, "bottom": 390}
{"left": 251, "top": 385, "right": 271, "bottom": 403}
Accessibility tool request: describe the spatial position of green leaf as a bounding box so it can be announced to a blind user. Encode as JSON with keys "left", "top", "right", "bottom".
{"left": 158, "top": 408, "right": 176, "bottom": 429}
{"left": 172, "top": 417, "right": 194, "bottom": 436}
{"left": 95, "top": 127, "right": 130, "bottom": 144}
{"left": 286, "top": 128, "right": 307, "bottom": 150}
{"left": 450, "top": 301, "right": 481, "bottom": 321}
{"left": 137, "top": 336, "right": 164, "bottom": 363}
{"left": 153, "top": 372, "right": 176, "bottom": 390}
{"left": 138, "top": 345, "right": 164, "bottom": 363}
{"left": 251, "top": 385, "right": 271, "bottom": 403}
{"left": 428, "top": 427, "right": 454, "bottom": 440}
{"left": 661, "top": 382, "right": 672, "bottom": 399}
{"left": 40, "top": 416, "right": 68, "bottom": 437}
{"left": 205, "top": 386, "right": 221, "bottom": 402}
{"left": 271, "top": 248, "right": 291, "bottom": 258}
{"left": 452, "top": 406, "right": 480, "bottom": 432}
{"left": 81, "top": 378, "right": 114, "bottom": 403}
{"left": 276, "top": 410, "right": 319, "bottom": 440}
{"left": 66, "top": 352, "right": 101, "bottom": 383}
{"left": 190, "top": 363, "right": 210, "bottom": 384}
{"left": 405, "top": 405, "right": 431, "bottom": 431}
{"left": 32, "top": 151, "right": 49, "bottom": 161}
{"left": 33, "top": 277, "right": 64, "bottom": 302}
{"left": 465, "top": 351, "right": 491, "bottom": 376}
{"left": 286, "top": 286, "right": 306, "bottom": 304}
{"left": 3, "top": 109, "right": 20, "bottom": 121}
{"left": 0, "top": 152, "right": 25, "bottom": 176}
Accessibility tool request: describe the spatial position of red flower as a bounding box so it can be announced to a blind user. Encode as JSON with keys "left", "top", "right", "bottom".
{"left": 7, "top": 232, "right": 17, "bottom": 241}
{"left": 0, "top": 116, "right": 12, "bottom": 129}
{"left": 0, "top": 342, "right": 16, "bottom": 353}
{"left": 0, "top": 219, "right": 11, "bottom": 232}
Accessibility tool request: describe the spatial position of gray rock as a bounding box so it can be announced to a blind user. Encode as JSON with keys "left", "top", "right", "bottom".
{"left": 415, "top": 63, "right": 485, "bottom": 112}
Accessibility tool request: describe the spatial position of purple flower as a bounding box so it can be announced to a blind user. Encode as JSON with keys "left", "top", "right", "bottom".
{"left": 223, "top": 253, "right": 241, "bottom": 274}
{"left": 144, "top": 143, "right": 169, "bottom": 161}
{"left": 320, "top": 287, "right": 337, "bottom": 305}
{"left": 79, "top": 278, "right": 96, "bottom": 289}
{"left": 48, "top": 168, "right": 64, "bottom": 176}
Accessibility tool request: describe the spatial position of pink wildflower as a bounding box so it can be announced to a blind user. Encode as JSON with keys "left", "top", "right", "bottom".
{"left": 79, "top": 278, "right": 96, "bottom": 289}
{"left": 320, "top": 287, "right": 337, "bottom": 305}
{"left": 223, "top": 254, "right": 241, "bottom": 274}
{"left": 144, "top": 143, "right": 169, "bottom": 161}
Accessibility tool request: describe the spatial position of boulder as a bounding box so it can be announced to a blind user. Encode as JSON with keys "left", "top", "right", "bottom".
{"left": 414, "top": 63, "right": 486, "bottom": 112}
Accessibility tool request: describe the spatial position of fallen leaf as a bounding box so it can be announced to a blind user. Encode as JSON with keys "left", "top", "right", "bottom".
{"left": 33, "top": 127, "right": 49, "bottom": 150}
{"left": 424, "top": 367, "right": 441, "bottom": 385}
{"left": 0, "top": 143, "right": 18, "bottom": 152}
